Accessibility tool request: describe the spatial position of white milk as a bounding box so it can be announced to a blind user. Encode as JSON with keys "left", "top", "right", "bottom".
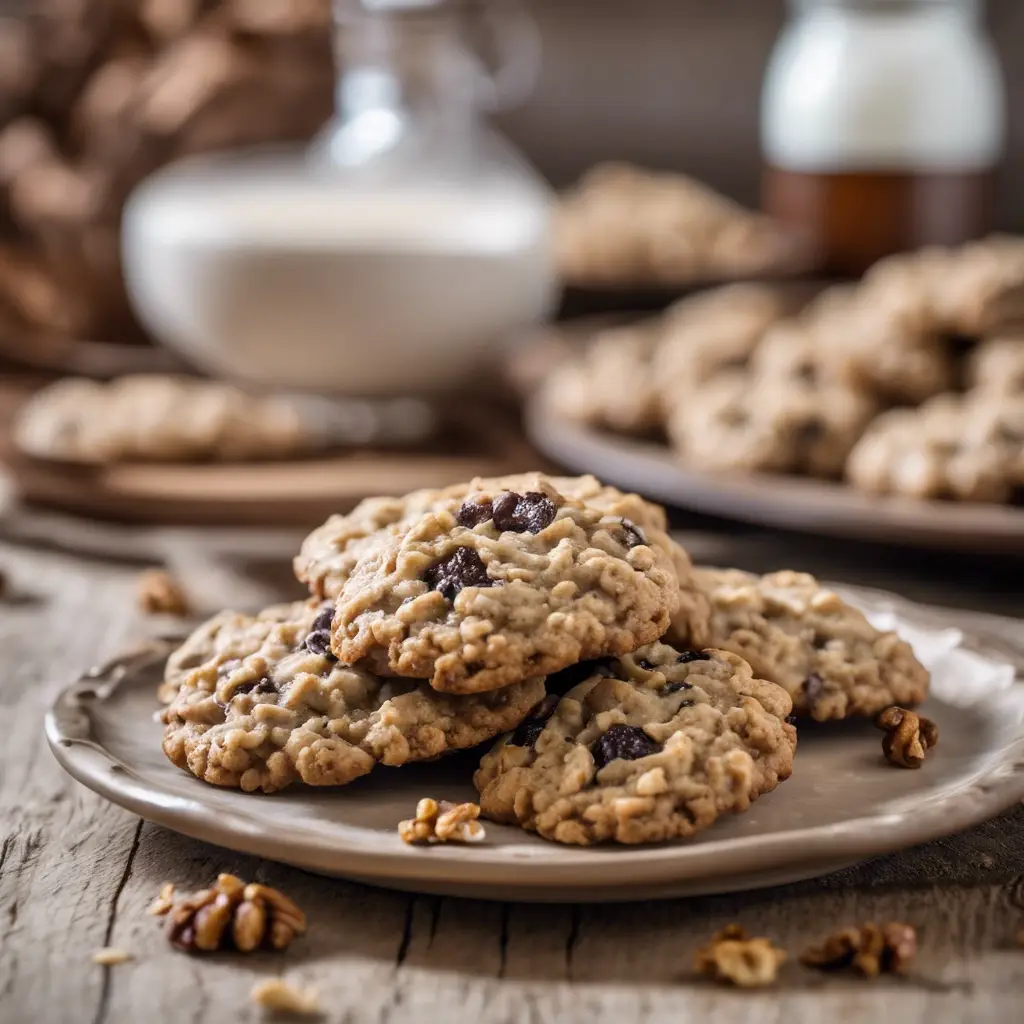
{"left": 123, "top": 149, "right": 556, "bottom": 394}
{"left": 762, "top": 0, "right": 1004, "bottom": 172}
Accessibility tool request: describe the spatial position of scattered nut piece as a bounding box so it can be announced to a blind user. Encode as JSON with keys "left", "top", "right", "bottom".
{"left": 398, "top": 798, "right": 486, "bottom": 845}
{"left": 92, "top": 947, "right": 133, "bottom": 966}
{"left": 801, "top": 922, "right": 918, "bottom": 977}
{"left": 250, "top": 978, "right": 320, "bottom": 1016}
{"left": 165, "top": 873, "right": 306, "bottom": 954}
{"left": 694, "top": 924, "right": 787, "bottom": 988}
{"left": 875, "top": 707, "right": 938, "bottom": 768}
{"left": 138, "top": 569, "right": 191, "bottom": 616}
{"left": 148, "top": 882, "right": 176, "bottom": 916}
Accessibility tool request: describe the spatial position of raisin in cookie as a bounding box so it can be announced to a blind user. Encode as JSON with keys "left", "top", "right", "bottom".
{"left": 694, "top": 568, "right": 929, "bottom": 721}
{"left": 330, "top": 479, "right": 680, "bottom": 693}
{"left": 161, "top": 600, "right": 545, "bottom": 793}
{"left": 473, "top": 642, "right": 795, "bottom": 845}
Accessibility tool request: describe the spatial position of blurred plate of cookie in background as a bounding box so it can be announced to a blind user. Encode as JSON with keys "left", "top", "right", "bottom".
{"left": 527, "top": 238, "right": 1024, "bottom": 554}
{"left": 553, "top": 163, "right": 818, "bottom": 317}
{"left": 0, "top": 375, "right": 543, "bottom": 526}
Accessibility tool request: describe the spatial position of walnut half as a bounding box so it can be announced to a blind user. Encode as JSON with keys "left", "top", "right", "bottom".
{"left": 875, "top": 706, "right": 938, "bottom": 768}
{"left": 165, "top": 874, "right": 306, "bottom": 954}
{"left": 801, "top": 922, "right": 918, "bottom": 977}
{"left": 695, "top": 925, "right": 786, "bottom": 988}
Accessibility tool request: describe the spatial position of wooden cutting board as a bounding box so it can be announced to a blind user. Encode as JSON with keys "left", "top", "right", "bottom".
{"left": 0, "top": 379, "right": 546, "bottom": 526}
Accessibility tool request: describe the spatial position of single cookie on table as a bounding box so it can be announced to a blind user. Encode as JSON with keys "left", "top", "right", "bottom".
{"left": 846, "top": 392, "right": 1024, "bottom": 503}
{"left": 473, "top": 642, "right": 796, "bottom": 845}
{"left": 540, "top": 320, "right": 664, "bottom": 436}
{"left": 161, "top": 600, "right": 546, "bottom": 793}
{"left": 329, "top": 477, "right": 681, "bottom": 694}
{"left": 693, "top": 568, "right": 929, "bottom": 721}
{"left": 666, "top": 369, "right": 875, "bottom": 478}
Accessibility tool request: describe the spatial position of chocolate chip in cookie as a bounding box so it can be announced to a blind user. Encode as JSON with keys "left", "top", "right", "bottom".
{"left": 591, "top": 724, "right": 661, "bottom": 769}
{"left": 494, "top": 491, "right": 558, "bottom": 533}
{"left": 676, "top": 650, "right": 712, "bottom": 664}
{"left": 456, "top": 499, "right": 494, "bottom": 528}
{"left": 423, "top": 547, "right": 493, "bottom": 601}
{"left": 614, "top": 517, "right": 647, "bottom": 548}
{"left": 304, "top": 606, "right": 335, "bottom": 658}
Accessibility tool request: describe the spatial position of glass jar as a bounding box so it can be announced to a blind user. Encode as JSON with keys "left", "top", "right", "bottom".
{"left": 123, "top": 0, "right": 555, "bottom": 395}
{"left": 761, "top": 0, "right": 1006, "bottom": 275}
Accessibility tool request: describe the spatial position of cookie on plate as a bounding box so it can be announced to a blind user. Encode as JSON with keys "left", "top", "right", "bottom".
{"left": 295, "top": 473, "right": 708, "bottom": 645}
{"left": 161, "top": 600, "right": 546, "bottom": 793}
{"left": 846, "top": 392, "right": 1024, "bottom": 503}
{"left": 967, "top": 335, "right": 1024, "bottom": 395}
{"left": 473, "top": 642, "right": 796, "bottom": 845}
{"left": 540, "top": 321, "right": 664, "bottom": 436}
{"left": 666, "top": 370, "right": 875, "bottom": 478}
{"left": 694, "top": 568, "right": 929, "bottom": 721}
{"left": 330, "top": 477, "right": 680, "bottom": 693}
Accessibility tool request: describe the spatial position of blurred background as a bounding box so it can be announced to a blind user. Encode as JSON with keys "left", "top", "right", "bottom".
{"left": 2, "top": 0, "right": 1023, "bottom": 557}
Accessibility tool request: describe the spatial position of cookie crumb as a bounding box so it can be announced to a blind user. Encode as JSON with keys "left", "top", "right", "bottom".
{"left": 398, "top": 798, "right": 486, "bottom": 845}
{"left": 801, "top": 922, "right": 917, "bottom": 976}
{"left": 165, "top": 873, "right": 307, "bottom": 953}
{"left": 695, "top": 925, "right": 786, "bottom": 987}
{"left": 250, "top": 978, "right": 320, "bottom": 1016}
{"left": 92, "top": 947, "right": 133, "bottom": 966}
{"left": 875, "top": 707, "right": 938, "bottom": 768}
{"left": 138, "top": 570, "right": 191, "bottom": 616}
{"left": 148, "top": 882, "right": 176, "bottom": 916}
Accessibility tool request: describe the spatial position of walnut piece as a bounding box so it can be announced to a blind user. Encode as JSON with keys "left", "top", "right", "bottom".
{"left": 138, "top": 569, "right": 191, "bottom": 616}
{"left": 250, "top": 978, "right": 320, "bottom": 1016}
{"left": 148, "top": 882, "right": 176, "bottom": 916}
{"left": 875, "top": 706, "right": 938, "bottom": 768}
{"left": 165, "top": 873, "right": 306, "bottom": 954}
{"left": 91, "top": 947, "right": 133, "bottom": 966}
{"left": 694, "top": 925, "right": 786, "bottom": 988}
{"left": 801, "top": 922, "right": 918, "bottom": 977}
{"left": 398, "top": 798, "right": 486, "bottom": 845}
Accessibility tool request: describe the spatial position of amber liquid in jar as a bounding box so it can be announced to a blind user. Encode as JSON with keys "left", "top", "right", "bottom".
{"left": 762, "top": 166, "right": 996, "bottom": 276}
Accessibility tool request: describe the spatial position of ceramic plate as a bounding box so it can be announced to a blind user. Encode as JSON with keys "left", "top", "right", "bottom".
{"left": 526, "top": 397, "right": 1024, "bottom": 554}
{"left": 46, "top": 585, "right": 1024, "bottom": 903}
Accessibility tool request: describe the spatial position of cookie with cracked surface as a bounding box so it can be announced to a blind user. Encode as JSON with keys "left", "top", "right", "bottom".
{"left": 667, "top": 370, "right": 875, "bottom": 478}
{"left": 330, "top": 479, "right": 680, "bottom": 693}
{"left": 161, "top": 600, "right": 546, "bottom": 793}
{"left": 846, "top": 392, "right": 1024, "bottom": 503}
{"left": 694, "top": 568, "right": 929, "bottom": 721}
{"left": 473, "top": 642, "right": 796, "bottom": 845}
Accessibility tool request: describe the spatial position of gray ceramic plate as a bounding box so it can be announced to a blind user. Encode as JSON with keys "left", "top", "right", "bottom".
{"left": 526, "top": 397, "right": 1024, "bottom": 554}
{"left": 45, "top": 586, "right": 1024, "bottom": 903}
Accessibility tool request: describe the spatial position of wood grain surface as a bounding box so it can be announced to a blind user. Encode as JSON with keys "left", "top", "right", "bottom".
{"left": 2, "top": 504, "right": 1023, "bottom": 1024}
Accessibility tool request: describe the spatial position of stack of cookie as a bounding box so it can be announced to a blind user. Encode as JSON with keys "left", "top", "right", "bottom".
{"left": 159, "top": 473, "right": 929, "bottom": 846}
{"left": 546, "top": 237, "right": 1024, "bottom": 503}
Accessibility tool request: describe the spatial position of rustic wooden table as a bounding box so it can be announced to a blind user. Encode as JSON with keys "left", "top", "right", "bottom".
{"left": 2, "top": 501, "right": 1023, "bottom": 1024}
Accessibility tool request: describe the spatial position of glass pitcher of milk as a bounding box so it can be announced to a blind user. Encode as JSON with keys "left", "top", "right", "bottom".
{"left": 123, "top": 0, "right": 556, "bottom": 395}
